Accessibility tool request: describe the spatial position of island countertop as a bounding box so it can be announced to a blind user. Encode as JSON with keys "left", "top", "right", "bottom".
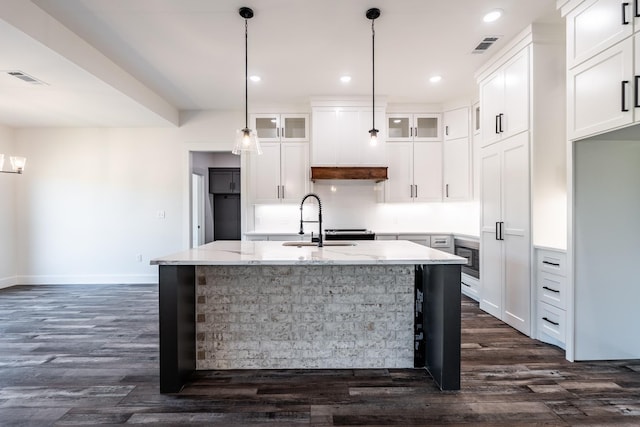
{"left": 151, "top": 240, "right": 466, "bottom": 266}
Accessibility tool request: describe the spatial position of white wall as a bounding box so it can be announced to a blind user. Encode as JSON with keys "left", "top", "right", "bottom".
{"left": 0, "top": 124, "right": 18, "bottom": 288}
{"left": 13, "top": 110, "right": 242, "bottom": 284}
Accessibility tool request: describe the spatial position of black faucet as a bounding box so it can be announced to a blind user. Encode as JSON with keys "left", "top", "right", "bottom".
{"left": 299, "top": 193, "right": 323, "bottom": 247}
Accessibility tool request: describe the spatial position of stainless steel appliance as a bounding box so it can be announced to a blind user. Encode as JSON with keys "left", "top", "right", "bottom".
{"left": 324, "top": 229, "right": 376, "bottom": 241}
{"left": 454, "top": 238, "right": 479, "bottom": 279}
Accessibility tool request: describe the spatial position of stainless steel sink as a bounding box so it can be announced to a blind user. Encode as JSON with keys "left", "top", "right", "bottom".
{"left": 281, "top": 241, "right": 356, "bottom": 247}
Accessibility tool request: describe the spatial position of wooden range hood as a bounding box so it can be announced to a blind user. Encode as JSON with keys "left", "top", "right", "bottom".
{"left": 310, "top": 166, "right": 388, "bottom": 183}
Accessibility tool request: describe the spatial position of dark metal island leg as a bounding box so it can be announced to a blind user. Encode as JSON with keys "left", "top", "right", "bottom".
{"left": 159, "top": 265, "right": 196, "bottom": 393}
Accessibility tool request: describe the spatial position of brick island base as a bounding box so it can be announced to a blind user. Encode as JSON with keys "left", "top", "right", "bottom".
{"left": 195, "top": 265, "right": 414, "bottom": 370}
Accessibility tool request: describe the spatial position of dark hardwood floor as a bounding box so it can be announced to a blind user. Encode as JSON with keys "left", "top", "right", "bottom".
{"left": 1, "top": 284, "right": 639, "bottom": 426}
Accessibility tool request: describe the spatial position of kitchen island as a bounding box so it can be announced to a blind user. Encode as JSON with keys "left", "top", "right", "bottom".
{"left": 151, "top": 240, "right": 465, "bottom": 393}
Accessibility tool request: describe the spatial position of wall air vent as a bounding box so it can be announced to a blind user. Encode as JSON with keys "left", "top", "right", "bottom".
{"left": 5, "top": 70, "right": 48, "bottom": 85}
{"left": 472, "top": 36, "right": 501, "bottom": 54}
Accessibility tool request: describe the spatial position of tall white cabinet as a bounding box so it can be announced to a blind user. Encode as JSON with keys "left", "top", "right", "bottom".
{"left": 476, "top": 24, "right": 566, "bottom": 337}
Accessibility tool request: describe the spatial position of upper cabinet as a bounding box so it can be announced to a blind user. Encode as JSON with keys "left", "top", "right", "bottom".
{"left": 385, "top": 140, "right": 443, "bottom": 203}
{"left": 479, "top": 48, "right": 530, "bottom": 147}
{"left": 251, "top": 114, "right": 309, "bottom": 142}
{"left": 443, "top": 107, "right": 471, "bottom": 201}
{"left": 562, "top": 0, "right": 640, "bottom": 139}
{"left": 386, "top": 113, "right": 442, "bottom": 142}
{"left": 249, "top": 142, "right": 309, "bottom": 204}
{"left": 311, "top": 104, "right": 386, "bottom": 166}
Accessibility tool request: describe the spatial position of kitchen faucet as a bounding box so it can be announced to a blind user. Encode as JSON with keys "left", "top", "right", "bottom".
{"left": 299, "top": 193, "right": 323, "bottom": 247}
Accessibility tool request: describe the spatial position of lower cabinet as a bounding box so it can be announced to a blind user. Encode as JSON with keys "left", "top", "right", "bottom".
{"left": 460, "top": 273, "right": 480, "bottom": 302}
{"left": 536, "top": 248, "right": 567, "bottom": 349}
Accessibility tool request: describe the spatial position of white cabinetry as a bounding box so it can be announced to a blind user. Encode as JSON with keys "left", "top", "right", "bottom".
{"left": 563, "top": 0, "right": 640, "bottom": 139}
{"left": 249, "top": 142, "right": 309, "bottom": 204}
{"left": 476, "top": 24, "right": 565, "bottom": 337}
{"left": 386, "top": 114, "right": 442, "bottom": 142}
{"left": 479, "top": 132, "right": 531, "bottom": 334}
{"left": 385, "top": 141, "right": 442, "bottom": 202}
{"left": 536, "top": 248, "right": 567, "bottom": 349}
{"left": 443, "top": 107, "right": 471, "bottom": 201}
{"left": 251, "top": 114, "right": 309, "bottom": 142}
{"left": 479, "top": 48, "right": 530, "bottom": 147}
{"left": 311, "top": 105, "right": 386, "bottom": 166}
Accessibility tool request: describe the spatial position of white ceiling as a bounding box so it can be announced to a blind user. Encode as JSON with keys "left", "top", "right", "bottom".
{"left": 0, "top": 0, "right": 561, "bottom": 128}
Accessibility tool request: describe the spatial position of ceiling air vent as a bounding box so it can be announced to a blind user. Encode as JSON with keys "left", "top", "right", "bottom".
{"left": 472, "top": 36, "right": 501, "bottom": 54}
{"left": 5, "top": 70, "right": 47, "bottom": 85}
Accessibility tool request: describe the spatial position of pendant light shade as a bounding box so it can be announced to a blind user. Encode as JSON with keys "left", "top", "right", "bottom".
{"left": 367, "top": 8, "right": 380, "bottom": 146}
{"left": 233, "top": 7, "right": 262, "bottom": 155}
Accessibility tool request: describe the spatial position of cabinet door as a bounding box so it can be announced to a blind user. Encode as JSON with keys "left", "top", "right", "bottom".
{"left": 311, "top": 109, "right": 338, "bottom": 165}
{"left": 280, "top": 142, "right": 309, "bottom": 203}
{"left": 413, "top": 114, "right": 442, "bottom": 142}
{"left": 413, "top": 141, "right": 443, "bottom": 202}
{"left": 480, "top": 71, "right": 505, "bottom": 147}
{"left": 209, "top": 169, "right": 234, "bottom": 194}
{"left": 335, "top": 109, "right": 361, "bottom": 165}
{"left": 569, "top": 37, "right": 633, "bottom": 139}
{"left": 567, "top": 0, "right": 633, "bottom": 68}
{"left": 251, "top": 142, "right": 281, "bottom": 203}
{"left": 479, "top": 143, "right": 503, "bottom": 318}
{"left": 386, "top": 114, "right": 413, "bottom": 141}
{"left": 443, "top": 137, "right": 470, "bottom": 201}
{"left": 281, "top": 114, "right": 309, "bottom": 141}
{"left": 501, "top": 132, "right": 531, "bottom": 335}
{"left": 252, "top": 114, "right": 281, "bottom": 142}
{"left": 443, "top": 107, "right": 469, "bottom": 141}
{"left": 385, "top": 142, "right": 414, "bottom": 202}
{"left": 502, "top": 49, "right": 530, "bottom": 138}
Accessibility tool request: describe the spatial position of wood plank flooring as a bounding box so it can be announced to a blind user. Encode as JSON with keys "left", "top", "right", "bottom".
{"left": 0, "top": 283, "right": 639, "bottom": 426}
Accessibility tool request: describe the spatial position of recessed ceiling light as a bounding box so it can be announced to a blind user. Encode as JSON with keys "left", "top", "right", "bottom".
{"left": 340, "top": 75, "right": 352, "bottom": 83}
{"left": 429, "top": 75, "right": 442, "bottom": 83}
{"left": 249, "top": 75, "right": 261, "bottom": 82}
{"left": 483, "top": 9, "right": 503, "bottom": 23}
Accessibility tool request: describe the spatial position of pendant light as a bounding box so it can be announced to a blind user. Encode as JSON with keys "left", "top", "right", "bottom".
{"left": 233, "top": 7, "right": 262, "bottom": 155}
{"left": 366, "top": 8, "right": 380, "bottom": 146}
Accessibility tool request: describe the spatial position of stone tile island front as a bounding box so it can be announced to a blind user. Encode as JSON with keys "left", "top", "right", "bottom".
{"left": 151, "top": 240, "right": 465, "bottom": 393}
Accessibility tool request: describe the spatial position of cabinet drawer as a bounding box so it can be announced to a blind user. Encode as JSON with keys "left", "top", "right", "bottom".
{"left": 538, "top": 271, "right": 567, "bottom": 309}
{"left": 538, "top": 302, "right": 566, "bottom": 347}
{"left": 537, "top": 250, "right": 567, "bottom": 276}
{"left": 430, "top": 235, "right": 451, "bottom": 248}
{"left": 461, "top": 273, "right": 480, "bottom": 301}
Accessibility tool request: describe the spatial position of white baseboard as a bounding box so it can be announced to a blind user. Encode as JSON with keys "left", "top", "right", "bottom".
{"left": 0, "top": 275, "right": 18, "bottom": 290}
{"left": 15, "top": 274, "right": 158, "bottom": 285}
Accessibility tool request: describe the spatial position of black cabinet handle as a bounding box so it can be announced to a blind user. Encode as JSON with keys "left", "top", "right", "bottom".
{"left": 542, "top": 286, "right": 560, "bottom": 293}
{"left": 415, "top": 185, "right": 418, "bottom": 198}
{"left": 542, "top": 260, "right": 560, "bottom": 267}
{"left": 636, "top": 0, "right": 640, "bottom": 17}
{"left": 498, "top": 113, "right": 504, "bottom": 133}
{"left": 542, "top": 317, "right": 559, "bottom": 326}
{"left": 445, "top": 125, "right": 449, "bottom": 136}
{"left": 635, "top": 76, "right": 640, "bottom": 107}
{"left": 462, "top": 281, "right": 471, "bottom": 288}
{"left": 495, "top": 115, "right": 500, "bottom": 134}
{"left": 446, "top": 184, "right": 449, "bottom": 198}
{"left": 623, "top": 2, "right": 630, "bottom": 24}
{"left": 622, "top": 80, "right": 630, "bottom": 112}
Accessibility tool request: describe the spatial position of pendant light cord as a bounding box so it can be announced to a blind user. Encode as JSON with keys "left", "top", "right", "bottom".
{"left": 244, "top": 18, "right": 249, "bottom": 130}
{"left": 371, "top": 19, "right": 375, "bottom": 130}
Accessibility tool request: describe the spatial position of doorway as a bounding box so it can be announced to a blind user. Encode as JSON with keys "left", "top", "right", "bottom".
{"left": 190, "top": 152, "right": 241, "bottom": 247}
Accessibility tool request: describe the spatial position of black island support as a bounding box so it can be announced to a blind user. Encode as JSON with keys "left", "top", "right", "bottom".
{"left": 158, "top": 263, "right": 461, "bottom": 393}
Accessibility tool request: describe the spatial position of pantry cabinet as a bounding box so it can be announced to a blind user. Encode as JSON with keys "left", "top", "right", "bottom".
{"left": 479, "top": 132, "right": 531, "bottom": 334}
{"left": 249, "top": 142, "right": 309, "bottom": 204}
{"left": 385, "top": 141, "right": 442, "bottom": 202}
{"left": 536, "top": 248, "right": 568, "bottom": 349}
{"left": 476, "top": 24, "right": 565, "bottom": 337}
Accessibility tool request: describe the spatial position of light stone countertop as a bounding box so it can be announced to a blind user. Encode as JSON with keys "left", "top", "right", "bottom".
{"left": 151, "top": 240, "right": 466, "bottom": 266}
